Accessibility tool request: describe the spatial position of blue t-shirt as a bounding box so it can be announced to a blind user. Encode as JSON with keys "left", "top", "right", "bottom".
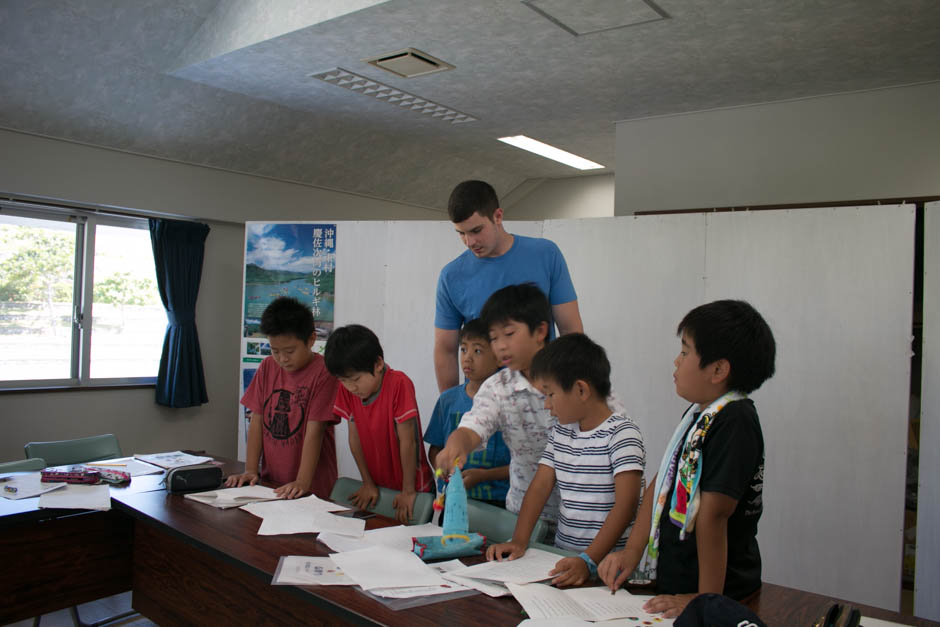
{"left": 424, "top": 382, "right": 512, "bottom": 502}
{"left": 434, "top": 234, "right": 577, "bottom": 336}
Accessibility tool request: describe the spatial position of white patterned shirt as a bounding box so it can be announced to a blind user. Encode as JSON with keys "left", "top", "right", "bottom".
{"left": 458, "top": 367, "right": 626, "bottom": 522}
{"left": 540, "top": 413, "right": 645, "bottom": 551}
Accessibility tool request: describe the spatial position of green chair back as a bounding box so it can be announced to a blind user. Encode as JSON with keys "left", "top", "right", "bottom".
{"left": 330, "top": 476, "right": 433, "bottom": 525}
{"left": 0, "top": 457, "right": 47, "bottom": 473}
{"left": 24, "top": 434, "right": 122, "bottom": 467}
{"left": 466, "top": 498, "right": 548, "bottom": 544}
{"left": 528, "top": 541, "right": 577, "bottom": 558}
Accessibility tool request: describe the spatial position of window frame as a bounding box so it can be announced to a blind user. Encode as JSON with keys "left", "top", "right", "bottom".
{"left": 0, "top": 200, "right": 160, "bottom": 390}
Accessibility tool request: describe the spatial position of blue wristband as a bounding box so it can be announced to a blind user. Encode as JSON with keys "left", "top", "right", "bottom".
{"left": 578, "top": 551, "right": 598, "bottom": 578}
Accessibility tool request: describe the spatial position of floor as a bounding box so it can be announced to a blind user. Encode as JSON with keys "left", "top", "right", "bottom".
{"left": 8, "top": 592, "right": 157, "bottom": 627}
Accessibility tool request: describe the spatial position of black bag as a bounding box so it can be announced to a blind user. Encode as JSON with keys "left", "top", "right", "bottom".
{"left": 165, "top": 463, "right": 223, "bottom": 494}
{"left": 675, "top": 593, "right": 767, "bottom": 627}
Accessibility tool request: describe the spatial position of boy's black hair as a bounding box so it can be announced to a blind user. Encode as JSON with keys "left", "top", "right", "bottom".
{"left": 480, "top": 283, "right": 551, "bottom": 335}
{"left": 530, "top": 333, "right": 612, "bottom": 397}
{"left": 259, "top": 296, "right": 315, "bottom": 341}
{"left": 458, "top": 318, "right": 490, "bottom": 344}
{"left": 677, "top": 299, "right": 776, "bottom": 394}
{"left": 323, "top": 324, "right": 384, "bottom": 376}
{"left": 447, "top": 180, "right": 499, "bottom": 223}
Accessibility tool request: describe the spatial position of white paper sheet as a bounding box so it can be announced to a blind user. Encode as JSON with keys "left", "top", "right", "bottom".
{"left": 272, "top": 556, "right": 354, "bottom": 586}
{"left": 240, "top": 493, "right": 348, "bottom": 517}
{"left": 0, "top": 473, "right": 67, "bottom": 500}
{"left": 133, "top": 451, "right": 212, "bottom": 469}
{"left": 330, "top": 545, "right": 448, "bottom": 591}
{"left": 441, "top": 569, "right": 510, "bottom": 597}
{"left": 456, "top": 548, "right": 559, "bottom": 584}
{"left": 257, "top": 507, "right": 365, "bottom": 536}
{"left": 38, "top": 483, "right": 111, "bottom": 510}
{"left": 507, "top": 583, "right": 674, "bottom": 624}
{"left": 317, "top": 522, "right": 441, "bottom": 553}
{"left": 185, "top": 485, "right": 280, "bottom": 509}
{"left": 86, "top": 457, "right": 163, "bottom": 476}
{"left": 368, "top": 559, "right": 473, "bottom": 599}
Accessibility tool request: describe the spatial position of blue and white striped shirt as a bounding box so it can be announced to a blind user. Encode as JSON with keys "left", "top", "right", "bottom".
{"left": 540, "top": 413, "right": 646, "bottom": 552}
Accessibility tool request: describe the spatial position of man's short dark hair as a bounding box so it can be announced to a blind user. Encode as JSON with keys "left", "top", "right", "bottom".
{"left": 458, "top": 318, "right": 490, "bottom": 344}
{"left": 480, "top": 283, "right": 551, "bottom": 335}
{"left": 447, "top": 180, "right": 499, "bottom": 223}
{"left": 324, "top": 324, "right": 384, "bottom": 376}
{"left": 677, "top": 299, "right": 776, "bottom": 394}
{"left": 530, "top": 333, "right": 612, "bottom": 397}
{"left": 259, "top": 296, "right": 314, "bottom": 341}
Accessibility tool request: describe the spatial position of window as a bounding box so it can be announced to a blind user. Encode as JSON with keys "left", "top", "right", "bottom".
{"left": 0, "top": 202, "right": 164, "bottom": 388}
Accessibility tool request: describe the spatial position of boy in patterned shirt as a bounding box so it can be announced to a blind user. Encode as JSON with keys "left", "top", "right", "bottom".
{"left": 435, "top": 283, "right": 626, "bottom": 533}
{"left": 486, "top": 333, "right": 645, "bottom": 587}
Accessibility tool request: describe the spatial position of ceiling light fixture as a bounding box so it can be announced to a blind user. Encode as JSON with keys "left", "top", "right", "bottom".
{"left": 498, "top": 135, "right": 604, "bottom": 170}
{"left": 311, "top": 68, "right": 476, "bottom": 124}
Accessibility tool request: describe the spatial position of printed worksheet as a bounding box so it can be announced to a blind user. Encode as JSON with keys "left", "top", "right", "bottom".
{"left": 85, "top": 457, "right": 163, "bottom": 476}
{"left": 186, "top": 485, "right": 280, "bottom": 509}
{"left": 0, "top": 473, "right": 66, "bottom": 500}
{"left": 133, "top": 451, "right": 212, "bottom": 469}
{"left": 240, "top": 493, "right": 348, "bottom": 517}
{"left": 369, "top": 560, "right": 473, "bottom": 599}
{"left": 38, "top": 483, "right": 111, "bottom": 511}
{"left": 256, "top": 507, "right": 365, "bottom": 537}
{"left": 456, "top": 548, "right": 559, "bottom": 584}
{"left": 507, "top": 583, "right": 674, "bottom": 624}
{"left": 272, "top": 556, "right": 354, "bottom": 586}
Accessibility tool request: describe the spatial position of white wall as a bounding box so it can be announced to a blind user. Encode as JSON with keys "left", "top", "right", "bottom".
{"left": 324, "top": 206, "right": 913, "bottom": 610}
{"left": 0, "top": 130, "right": 445, "bottom": 464}
{"left": 505, "top": 174, "right": 615, "bottom": 220}
{"left": 614, "top": 82, "right": 940, "bottom": 214}
{"left": 916, "top": 202, "right": 940, "bottom": 621}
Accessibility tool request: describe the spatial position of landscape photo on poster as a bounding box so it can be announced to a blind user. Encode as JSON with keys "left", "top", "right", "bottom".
{"left": 243, "top": 223, "right": 336, "bottom": 341}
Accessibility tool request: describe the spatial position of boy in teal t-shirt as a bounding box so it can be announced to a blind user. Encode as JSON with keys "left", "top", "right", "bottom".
{"left": 425, "top": 318, "right": 510, "bottom": 507}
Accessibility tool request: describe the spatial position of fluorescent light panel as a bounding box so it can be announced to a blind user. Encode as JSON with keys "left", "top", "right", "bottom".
{"left": 497, "top": 135, "right": 604, "bottom": 170}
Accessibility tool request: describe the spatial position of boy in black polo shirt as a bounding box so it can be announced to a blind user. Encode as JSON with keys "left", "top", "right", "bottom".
{"left": 598, "top": 300, "right": 775, "bottom": 618}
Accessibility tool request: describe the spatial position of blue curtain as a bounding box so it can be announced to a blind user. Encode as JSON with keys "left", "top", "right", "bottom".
{"left": 149, "top": 218, "right": 210, "bottom": 408}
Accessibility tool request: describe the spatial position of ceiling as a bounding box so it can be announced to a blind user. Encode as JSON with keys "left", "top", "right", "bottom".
{"left": 2, "top": 0, "right": 939, "bottom": 212}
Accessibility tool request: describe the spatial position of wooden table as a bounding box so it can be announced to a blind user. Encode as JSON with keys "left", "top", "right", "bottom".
{"left": 5, "top": 461, "right": 937, "bottom": 627}
{"left": 0, "top": 469, "right": 166, "bottom": 624}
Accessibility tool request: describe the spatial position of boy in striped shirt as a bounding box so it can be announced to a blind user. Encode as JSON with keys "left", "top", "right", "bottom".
{"left": 486, "top": 333, "right": 645, "bottom": 587}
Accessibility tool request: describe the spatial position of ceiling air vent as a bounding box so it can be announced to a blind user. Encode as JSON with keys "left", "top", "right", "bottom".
{"left": 364, "top": 48, "right": 455, "bottom": 78}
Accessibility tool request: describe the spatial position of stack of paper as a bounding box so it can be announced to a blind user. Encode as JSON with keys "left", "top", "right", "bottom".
{"left": 133, "top": 451, "right": 213, "bottom": 469}
{"left": 507, "top": 583, "right": 674, "bottom": 625}
{"left": 318, "top": 522, "right": 442, "bottom": 553}
{"left": 272, "top": 556, "right": 355, "bottom": 586}
{"left": 85, "top": 457, "right": 163, "bottom": 476}
{"left": 185, "top": 485, "right": 280, "bottom": 509}
{"left": 38, "top": 483, "right": 111, "bottom": 511}
{"left": 454, "top": 548, "right": 559, "bottom": 584}
{"left": 239, "top": 494, "right": 363, "bottom": 537}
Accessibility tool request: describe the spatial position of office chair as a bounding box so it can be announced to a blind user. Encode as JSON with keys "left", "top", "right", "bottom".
{"left": 23, "top": 434, "right": 135, "bottom": 627}
{"left": 0, "top": 457, "right": 47, "bottom": 473}
{"left": 24, "top": 434, "right": 122, "bottom": 467}
{"left": 466, "top": 498, "right": 549, "bottom": 544}
{"left": 330, "top": 477, "right": 434, "bottom": 524}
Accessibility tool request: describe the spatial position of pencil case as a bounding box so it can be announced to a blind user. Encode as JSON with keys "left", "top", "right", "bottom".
{"left": 165, "top": 463, "right": 223, "bottom": 494}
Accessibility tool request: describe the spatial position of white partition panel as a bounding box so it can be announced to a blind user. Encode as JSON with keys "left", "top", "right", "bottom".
{"left": 332, "top": 221, "right": 391, "bottom": 479}
{"left": 916, "top": 202, "right": 940, "bottom": 621}
{"left": 704, "top": 206, "right": 915, "bottom": 611}
{"left": 543, "top": 215, "right": 707, "bottom": 466}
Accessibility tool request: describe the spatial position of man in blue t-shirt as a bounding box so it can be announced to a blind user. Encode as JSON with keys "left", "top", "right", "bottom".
{"left": 433, "top": 180, "right": 583, "bottom": 392}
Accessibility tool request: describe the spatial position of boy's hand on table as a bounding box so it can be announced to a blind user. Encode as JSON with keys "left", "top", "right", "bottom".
{"left": 349, "top": 482, "right": 379, "bottom": 511}
{"left": 392, "top": 490, "right": 416, "bottom": 523}
{"left": 486, "top": 541, "right": 526, "bottom": 562}
{"left": 274, "top": 479, "right": 309, "bottom": 500}
{"left": 550, "top": 556, "right": 590, "bottom": 588}
{"left": 597, "top": 548, "right": 639, "bottom": 591}
{"left": 643, "top": 593, "right": 695, "bottom": 618}
{"left": 224, "top": 471, "right": 259, "bottom": 488}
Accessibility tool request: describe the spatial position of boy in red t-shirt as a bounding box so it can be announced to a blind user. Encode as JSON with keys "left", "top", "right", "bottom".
{"left": 225, "top": 297, "right": 339, "bottom": 499}
{"left": 325, "top": 324, "right": 433, "bottom": 523}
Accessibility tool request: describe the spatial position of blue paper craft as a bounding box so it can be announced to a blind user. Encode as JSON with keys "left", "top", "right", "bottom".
{"left": 413, "top": 466, "right": 486, "bottom": 560}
